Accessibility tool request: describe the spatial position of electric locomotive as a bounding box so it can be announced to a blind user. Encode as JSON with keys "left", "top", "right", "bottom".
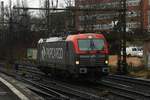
{"left": 37, "top": 33, "right": 109, "bottom": 78}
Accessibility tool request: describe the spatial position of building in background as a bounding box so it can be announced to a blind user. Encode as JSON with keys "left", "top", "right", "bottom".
{"left": 75, "top": 0, "right": 150, "bottom": 34}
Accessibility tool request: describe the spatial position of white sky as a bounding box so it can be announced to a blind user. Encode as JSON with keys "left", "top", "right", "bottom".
{"left": 0, "top": 0, "right": 73, "bottom": 16}
{"left": 0, "top": 0, "right": 66, "bottom": 8}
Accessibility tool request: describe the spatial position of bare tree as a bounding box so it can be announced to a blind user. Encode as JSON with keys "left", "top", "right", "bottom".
{"left": 21, "top": 0, "right": 28, "bottom": 7}
{"left": 38, "top": 0, "right": 45, "bottom": 18}
{"left": 64, "top": 0, "right": 74, "bottom": 7}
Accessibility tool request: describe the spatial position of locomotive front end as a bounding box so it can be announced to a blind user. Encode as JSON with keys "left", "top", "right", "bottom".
{"left": 67, "top": 33, "right": 109, "bottom": 78}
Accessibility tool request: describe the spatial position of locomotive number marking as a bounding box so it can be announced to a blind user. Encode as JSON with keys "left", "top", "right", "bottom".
{"left": 41, "top": 47, "right": 63, "bottom": 60}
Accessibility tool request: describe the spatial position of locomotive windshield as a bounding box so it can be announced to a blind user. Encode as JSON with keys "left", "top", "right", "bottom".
{"left": 78, "top": 39, "right": 105, "bottom": 51}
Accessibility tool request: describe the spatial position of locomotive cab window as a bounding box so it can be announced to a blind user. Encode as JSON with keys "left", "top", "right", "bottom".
{"left": 78, "top": 39, "right": 105, "bottom": 51}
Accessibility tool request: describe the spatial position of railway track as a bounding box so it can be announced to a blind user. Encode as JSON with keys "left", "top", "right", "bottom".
{"left": 107, "top": 75, "right": 150, "bottom": 95}
{"left": 15, "top": 65, "right": 109, "bottom": 99}
{"left": 14, "top": 65, "right": 150, "bottom": 100}
{"left": 98, "top": 75, "right": 150, "bottom": 100}
{"left": 24, "top": 78, "right": 106, "bottom": 100}
{"left": 23, "top": 79, "right": 70, "bottom": 100}
{"left": 1, "top": 63, "right": 150, "bottom": 100}
{"left": 0, "top": 64, "right": 108, "bottom": 100}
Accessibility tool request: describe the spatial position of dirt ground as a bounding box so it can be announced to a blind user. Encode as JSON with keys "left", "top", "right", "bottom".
{"left": 108, "top": 55, "right": 144, "bottom": 67}
{"left": 108, "top": 55, "right": 150, "bottom": 79}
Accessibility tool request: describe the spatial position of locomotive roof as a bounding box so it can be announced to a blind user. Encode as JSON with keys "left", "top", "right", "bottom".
{"left": 38, "top": 33, "right": 104, "bottom": 43}
{"left": 38, "top": 37, "right": 63, "bottom": 43}
{"left": 66, "top": 33, "right": 104, "bottom": 40}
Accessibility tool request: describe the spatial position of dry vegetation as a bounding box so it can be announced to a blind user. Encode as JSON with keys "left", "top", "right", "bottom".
{"left": 129, "top": 70, "right": 150, "bottom": 79}
{"left": 109, "top": 55, "right": 144, "bottom": 67}
{"left": 108, "top": 55, "right": 150, "bottom": 79}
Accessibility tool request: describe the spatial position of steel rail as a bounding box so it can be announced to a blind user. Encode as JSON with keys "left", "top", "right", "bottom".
{"left": 98, "top": 79, "right": 150, "bottom": 100}
{"left": 105, "top": 75, "right": 150, "bottom": 95}
{"left": 22, "top": 78, "right": 70, "bottom": 100}
{"left": 0, "top": 67, "right": 69, "bottom": 100}
{"left": 39, "top": 79, "right": 104, "bottom": 100}
{"left": 0, "top": 65, "right": 104, "bottom": 100}
{"left": 16, "top": 64, "right": 106, "bottom": 99}
{"left": 108, "top": 75, "right": 150, "bottom": 86}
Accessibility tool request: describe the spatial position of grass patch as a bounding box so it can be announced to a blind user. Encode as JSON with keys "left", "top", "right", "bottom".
{"left": 109, "top": 64, "right": 150, "bottom": 79}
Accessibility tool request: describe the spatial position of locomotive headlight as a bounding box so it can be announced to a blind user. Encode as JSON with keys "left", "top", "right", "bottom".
{"left": 105, "top": 60, "right": 108, "bottom": 64}
{"left": 76, "top": 61, "right": 80, "bottom": 65}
